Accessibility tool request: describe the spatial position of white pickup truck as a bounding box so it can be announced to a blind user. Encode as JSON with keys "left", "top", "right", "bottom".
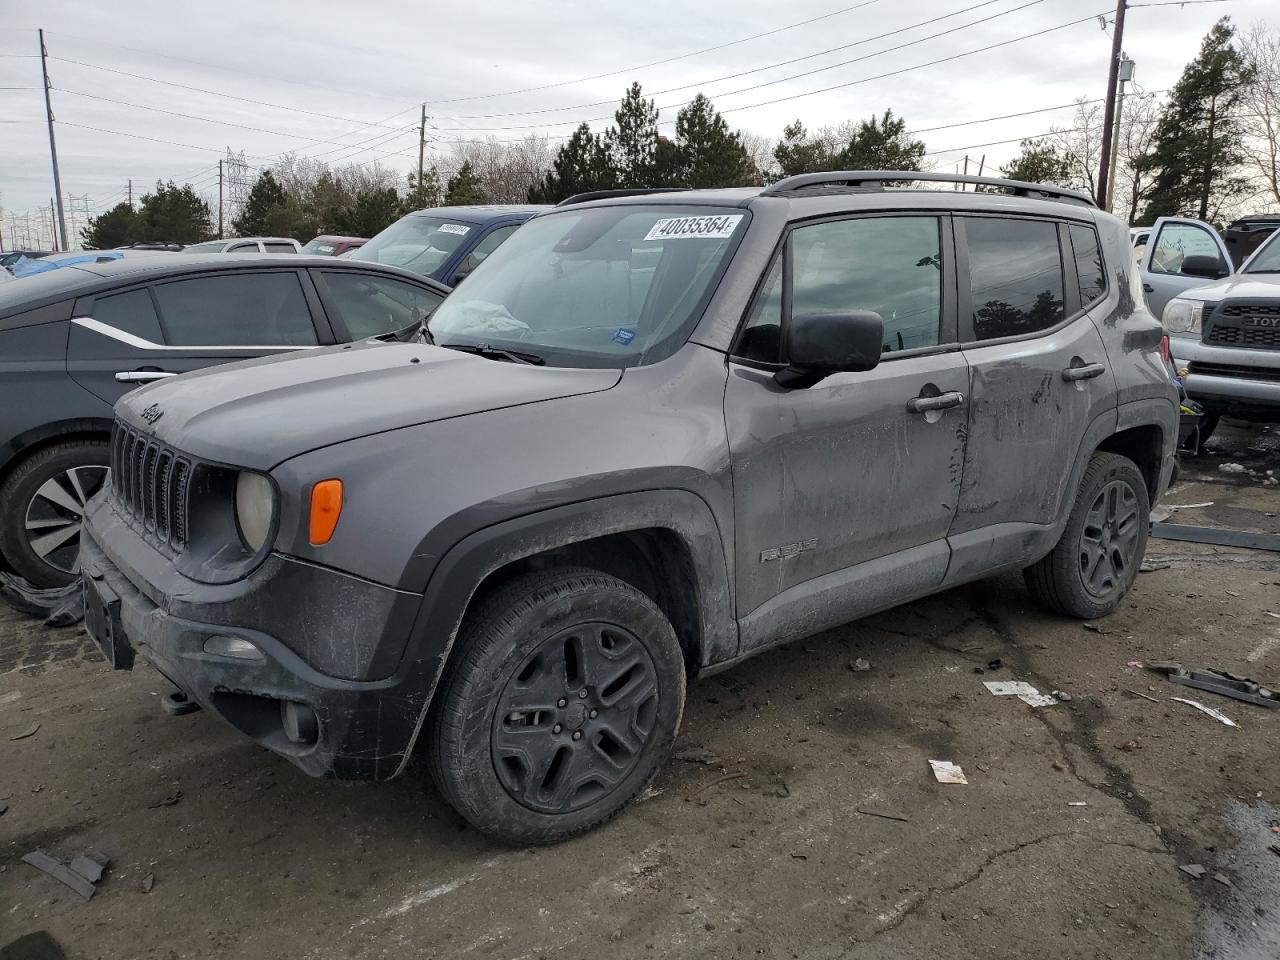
{"left": 1141, "top": 217, "right": 1280, "bottom": 441}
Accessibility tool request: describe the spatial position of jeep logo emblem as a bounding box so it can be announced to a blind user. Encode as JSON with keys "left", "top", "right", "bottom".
{"left": 140, "top": 403, "right": 164, "bottom": 426}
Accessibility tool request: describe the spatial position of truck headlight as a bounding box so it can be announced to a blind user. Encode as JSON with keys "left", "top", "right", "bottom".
{"left": 1162, "top": 298, "right": 1204, "bottom": 335}
{"left": 234, "top": 471, "right": 276, "bottom": 552}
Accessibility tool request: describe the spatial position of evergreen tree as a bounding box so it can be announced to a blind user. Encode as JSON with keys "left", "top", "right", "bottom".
{"left": 136, "top": 181, "right": 214, "bottom": 244}
{"left": 1000, "top": 137, "right": 1076, "bottom": 186}
{"left": 1138, "top": 17, "right": 1253, "bottom": 222}
{"left": 675, "top": 94, "right": 759, "bottom": 189}
{"left": 528, "top": 123, "right": 618, "bottom": 203}
{"left": 232, "top": 170, "right": 288, "bottom": 236}
{"left": 335, "top": 187, "right": 404, "bottom": 236}
{"left": 445, "top": 162, "right": 486, "bottom": 205}
{"left": 81, "top": 202, "right": 141, "bottom": 249}
{"left": 402, "top": 167, "right": 442, "bottom": 213}
{"left": 606, "top": 82, "right": 660, "bottom": 187}
{"left": 836, "top": 110, "right": 925, "bottom": 170}
{"left": 773, "top": 120, "right": 836, "bottom": 177}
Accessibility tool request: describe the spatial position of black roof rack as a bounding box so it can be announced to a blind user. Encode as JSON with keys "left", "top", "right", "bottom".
{"left": 556, "top": 187, "right": 689, "bottom": 207}
{"left": 760, "top": 170, "right": 1096, "bottom": 207}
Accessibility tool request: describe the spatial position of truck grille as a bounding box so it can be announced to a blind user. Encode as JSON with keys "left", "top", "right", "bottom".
{"left": 110, "top": 421, "right": 193, "bottom": 549}
{"left": 1207, "top": 302, "right": 1280, "bottom": 349}
{"left": 1188, "top": 361, "right": 1280, "bottom": 384}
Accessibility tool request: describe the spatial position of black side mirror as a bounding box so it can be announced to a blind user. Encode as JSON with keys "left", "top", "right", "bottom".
{"left": 1180, "top": 254, "right": 1229, "bottom": 280}
{"left": 775, "top": 311, "right": 884, "bottom": 389}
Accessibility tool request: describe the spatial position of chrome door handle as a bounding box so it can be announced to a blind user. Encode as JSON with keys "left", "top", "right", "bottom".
{"left": 1062, "top": 362, "right": 1106, "bottom": 382}
{"left": 115, "top": 371, "right": 177, "bottom": 383}
{"left": 906, "top": 391, "right": 965, "bottom": 414}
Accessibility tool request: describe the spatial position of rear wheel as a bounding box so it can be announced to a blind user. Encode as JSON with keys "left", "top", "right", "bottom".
{"left": 428, "top": 568, "right": 685, "bottom": 845}
{"left": 1025, "top": 452, "right": 1149, "bottom": 619}
{"left": 0, "top": 440, "right": 110, "bottom": 588}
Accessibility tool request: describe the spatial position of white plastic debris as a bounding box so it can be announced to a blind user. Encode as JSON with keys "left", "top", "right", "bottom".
{"left": 1170, "top": 697, "right": 1238, "bottom": 727}
{"left": 1067, "top": 801, "right": 1089, "bottom": 807}
{"left": 1218, "top": 462, "right": 1247, "bottom": 475}
{"left": 929, "top": 760, "right": 968, "bottom": 784}
{"left": 983, "top": 680, "right": 1057, "bottom": 708}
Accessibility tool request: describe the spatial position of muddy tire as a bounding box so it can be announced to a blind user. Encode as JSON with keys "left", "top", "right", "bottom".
{"left": 1024, "top": 452, "right": 1149, "bottom": 620}
{"left": 428, "top": 568, "right": 686, "bottom": 845}
{"left": 0, "top": 440, "right": 110, "bottom": 588}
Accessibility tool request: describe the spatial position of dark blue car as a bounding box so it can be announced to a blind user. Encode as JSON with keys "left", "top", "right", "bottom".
{"left": 350, "top": 205, "right": 546, "bottom": 285}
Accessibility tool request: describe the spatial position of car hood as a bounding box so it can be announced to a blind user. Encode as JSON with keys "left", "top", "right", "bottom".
{"left": 1179, "top": 274, "right": 1280, "bottom": 301}
{"left": 115, "top": 340, "right": 622, "bottom": 470}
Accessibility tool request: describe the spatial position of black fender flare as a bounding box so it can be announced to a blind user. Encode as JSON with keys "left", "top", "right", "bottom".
{"left": 390, "top": 488, "right": 736, "bottom": 777}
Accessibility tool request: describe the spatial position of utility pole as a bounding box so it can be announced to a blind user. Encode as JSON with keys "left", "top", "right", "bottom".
{"left": 218, "top": 159, "right": 224, "bottom": 237}
{"left": 418, "top": 103, "right": 427, "bottom": 193}
{"left": 128, "top": 178, "right": 133, "bottom": 209}
{"left": 38, "top": 29, "right": 68, "bottom": 252}
{"left": 1105, "top": 56, "right": 1136, "bottom": 215}
{"left": 1096, "top": 0, "right": 1128, "bottom": 211}
{"left": 50, "top": 198, "right": 59, "bottom": 252}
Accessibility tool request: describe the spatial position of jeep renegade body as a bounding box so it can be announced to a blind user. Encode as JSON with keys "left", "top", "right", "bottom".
{"left": 81, "top": 172, "right": 1176, "bottom": 845}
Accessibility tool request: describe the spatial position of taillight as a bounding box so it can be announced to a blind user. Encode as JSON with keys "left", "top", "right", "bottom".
{"left": 1160, "top": 335, "right": 1171, "bottom": 363}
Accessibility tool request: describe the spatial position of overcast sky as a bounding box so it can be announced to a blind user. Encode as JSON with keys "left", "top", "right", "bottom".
{"left": 1, "top": 0, "right": 1274, "bottom": 246}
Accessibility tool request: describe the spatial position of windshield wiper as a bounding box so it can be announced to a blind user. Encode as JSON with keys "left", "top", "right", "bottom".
{"left": 440, "top": 342, "right": 546, "bottom": 365}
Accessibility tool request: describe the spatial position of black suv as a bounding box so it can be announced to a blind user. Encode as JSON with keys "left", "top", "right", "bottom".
{"left": 0, "top": 254, "right": 448, "bottom": 588}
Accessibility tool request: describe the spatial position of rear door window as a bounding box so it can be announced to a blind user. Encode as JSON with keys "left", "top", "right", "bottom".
{"left": 91, "top": 288, "right": 164, "bottom": 343}
{"left": 1069, "top": 225, "right": 1107, "bottom": 307}
{"left": 962, "top": 218, "right": 1065, "bottom": 340}
{"left": 152, "top": 272, "right": 318, "bottom": 346}
{"left": 264, "top": 242, "right": 297, "bottom": 254}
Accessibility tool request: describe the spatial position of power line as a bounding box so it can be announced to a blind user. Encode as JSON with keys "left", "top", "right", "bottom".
{"left": 425, "top": 0, "right": 889, "bottom": 106}
{"left": 47, "top": 55, "right": 416, "bottom": 131}
{"left": 441, "top": 0, "right": 1030, "bottom": 121}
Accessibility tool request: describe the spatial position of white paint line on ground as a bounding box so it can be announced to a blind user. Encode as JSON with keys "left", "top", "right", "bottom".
{"left": 380, "top": 876, "right": 474, "bottom": 919}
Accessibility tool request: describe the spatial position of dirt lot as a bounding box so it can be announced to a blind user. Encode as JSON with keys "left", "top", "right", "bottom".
{"left": 2, "top": 422, "right": 1279, "bottom": 960}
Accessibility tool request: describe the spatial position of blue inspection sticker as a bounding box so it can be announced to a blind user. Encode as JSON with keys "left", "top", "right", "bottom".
{"left": 612, "top": 329, "right": 637, "bottom": 345}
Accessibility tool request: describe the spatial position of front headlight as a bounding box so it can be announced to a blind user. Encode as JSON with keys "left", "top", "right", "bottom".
{"left": 234, "top": 471, "right": 276, "bottom": 552}
{"left": 1162, "top": 298, "right": 1204, "bottom": 335}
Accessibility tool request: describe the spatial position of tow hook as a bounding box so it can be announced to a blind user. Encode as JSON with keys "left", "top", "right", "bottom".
{"left": 162, "top": 690, "right": 201, "bottom": 716}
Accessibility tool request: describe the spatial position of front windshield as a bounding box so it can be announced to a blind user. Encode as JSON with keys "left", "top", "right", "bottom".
{"left": 352, "top": 215, "right": 477, "bottom": 277}
{"left": 427, "top": 205, "right": 748, "bottom": 368}
{"left": 302, "top": 239, "right": 338, "bottom": 255}
{"left": 1244, "top": 231, "right": 1280, "bottom": 273}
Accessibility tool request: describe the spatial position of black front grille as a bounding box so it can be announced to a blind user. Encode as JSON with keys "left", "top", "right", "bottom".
{"left": 1208, "top": 325, "right": 1280, "bottom": 348}
{"left": 109, "top": 421, "right": 193, "bottom": 550}
{"left": 1220, "top": 302, "right": 1280, "bottom": 320}
{"left": 1189, "top": 361, "right": 1280, "bottom": 383}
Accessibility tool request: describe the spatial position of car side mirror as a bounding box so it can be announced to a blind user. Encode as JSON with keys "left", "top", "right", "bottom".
{"left": 774, "top": 311, "right": 884, "bottom": 389}
{"left": 1180, "top": 254, "right": 1229, "bottom": 280}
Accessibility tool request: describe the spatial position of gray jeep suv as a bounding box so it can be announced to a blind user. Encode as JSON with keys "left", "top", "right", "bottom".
{"left": 80, "top": 172, "right": 1176, "bottom": 844}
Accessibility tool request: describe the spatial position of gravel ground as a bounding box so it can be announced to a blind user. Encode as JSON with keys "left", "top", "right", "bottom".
{"left": 2, "top": 421, "right": 1278, "bottom": 960}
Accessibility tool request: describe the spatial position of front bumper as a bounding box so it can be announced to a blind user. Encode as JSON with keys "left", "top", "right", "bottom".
{"left": 1170, "top": 336, "right": 1280, "bottom": 418}
{"left": 81, "top": 492, "right": 432, "bottom": 781}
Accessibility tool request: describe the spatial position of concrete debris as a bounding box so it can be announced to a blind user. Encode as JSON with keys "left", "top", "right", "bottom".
{"left": 1212, "top": 872, "right": 1232, "bottom": 887}
{"left": 1170, "top": 697, "right": 1238, "bottom": 727}
{"left": 849, "top": 658, "right": 872, "bottom": 672}
{"left": 929, "top": 760, "right": 967, "bottom": 785}
{"left": 1140, "top": 559, "right": 1173, "bottom": 573}
{"left": 983, "top": 680, "right": 1057, "bottom": 708}
{"left": 1218, "top": 462, "right": 1247, "bottom": 474}
{"left": 1179, "top": 864, "right": 1207, "bottom": 879}
{"left": 141, "top": 873, "right": 155, "bottom": 894}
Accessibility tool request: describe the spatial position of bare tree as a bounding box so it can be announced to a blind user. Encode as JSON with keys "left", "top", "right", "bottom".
{"left": 442, "top": 135, "right": 555, "bottom": 203}
{"left": 1046, "top": 98, "right": 1104, "bottom": 202}
{"left": 1113, "top": 92, "right": 1163, "bottom": 224}
{"left": 1239, "top": 21, "right": 1280, "bottom": 206}
{"left": 737, "top": 130, "right": 777, "bottom": 181}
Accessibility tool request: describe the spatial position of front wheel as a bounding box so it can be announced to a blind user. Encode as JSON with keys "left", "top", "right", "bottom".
{"left": 1024, "top": 452, "right": 1150, "bottom": 619}
{"left": 428, "top": 568, "right": 686, "bottom": 845}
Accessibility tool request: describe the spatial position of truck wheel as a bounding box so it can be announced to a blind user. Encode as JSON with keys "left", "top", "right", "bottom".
{"left": 429, "top": 568, "right": 686, "bottom": 845}
{"left": 1024, "top": 452, "right": 1149, "bottom": 620}
{"left": 0, "top": 440, "right": 110, "bottom": 589}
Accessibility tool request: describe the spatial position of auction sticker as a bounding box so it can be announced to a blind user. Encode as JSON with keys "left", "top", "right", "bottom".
{"left": 644, "top": 214, "right": 743, "bottom": 241}
{"left": 437, "top": 223, "right": 472, "bottom": 236}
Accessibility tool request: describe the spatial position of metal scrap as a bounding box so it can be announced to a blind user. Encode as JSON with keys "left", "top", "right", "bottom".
{"left": 1149, "top": 522, "right": 1280, "bottom": 553}
{"left": 20, "top": 850, "right": 109, "bottom": 901}
{"left": 1148, "top": 662, "right": 1280, "bottom": 709}
{"left": 1170, "top": 697, "right": 1238, "bottom": 727}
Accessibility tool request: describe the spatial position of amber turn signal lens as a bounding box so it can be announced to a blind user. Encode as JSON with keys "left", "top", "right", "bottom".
{"left": 309, "top": 479, "right": 344, "bottom": 545}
